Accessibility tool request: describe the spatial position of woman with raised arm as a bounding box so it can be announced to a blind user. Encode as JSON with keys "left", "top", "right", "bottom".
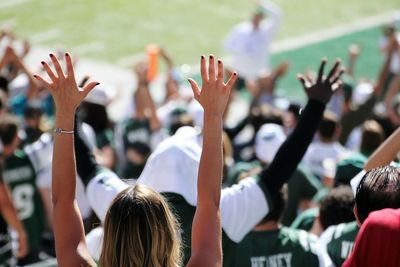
{"left": 33, "top": 53, "right": 236, "bottom": 267}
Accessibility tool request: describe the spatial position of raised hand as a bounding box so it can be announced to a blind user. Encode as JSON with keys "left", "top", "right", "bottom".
{"left": 33, "top": 53, "right": 99, "bottom": 114}
{"left": 297, "top": 59, "right": 344, "bottom": 104}
{"left": 188, "top": 55, "right": 237, "bottom": 116}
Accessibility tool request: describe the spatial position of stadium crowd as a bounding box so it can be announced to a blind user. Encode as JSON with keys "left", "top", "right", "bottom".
{"left": 0, "top": 1, "right": 400, "bottom": 266}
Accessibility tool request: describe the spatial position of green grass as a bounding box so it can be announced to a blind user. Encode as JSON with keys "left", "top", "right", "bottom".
{"left": 272, "top": 26, "right": 385, "bottom": 101}
{"left": 1, "top": 0, "right": 399, "bottom": 65}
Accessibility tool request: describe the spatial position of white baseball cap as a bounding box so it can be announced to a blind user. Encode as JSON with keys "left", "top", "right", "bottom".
{"left": 255, "top": 123, "right": 286, "bottom": 163}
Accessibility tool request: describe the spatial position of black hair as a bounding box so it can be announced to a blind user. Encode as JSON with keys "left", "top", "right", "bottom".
{"left": 360, "top": 120, "right": 384, "bottom": 155}
{"left": 23, "top": 104, "right": 43, "bottom": 120}
{"left": 249, "top": 104, "right": 284, "bottom": 133}
{"left": 170, "top": 114, "right": 194, "bottom": 135}
{"left": 0, "top": 76, "right": 9, "bottom": 94}
{"left": 318, "top": 112, "right": 338, "bottom": 140}
{"left": 287, "top": 102, "right": 301, "bottom": 121}
{"left": 319, "top": 186, "right": 355, "bottom": 230}
{"left": 356, "top": 166, "right": 400, "bottom": 224}
{"left": 0, "top": 114, "right": 19, "bottom": 146}
{"left": 80, "top": 102, "right": 111, "bottom": 132}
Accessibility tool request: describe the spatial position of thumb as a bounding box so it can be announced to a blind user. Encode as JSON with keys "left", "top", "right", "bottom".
{"left": 82, "top": 81, "right": 100, "bottom": 97}
{"left": 188, "top": 78, "right": 200, "bottom": 99}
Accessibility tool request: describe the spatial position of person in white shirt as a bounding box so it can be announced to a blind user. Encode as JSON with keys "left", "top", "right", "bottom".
{"left": 303, "top": 111, "right": 348, "bottom": 184}
{"left": 224, "top": 0, "right": 282, "bottom": 83}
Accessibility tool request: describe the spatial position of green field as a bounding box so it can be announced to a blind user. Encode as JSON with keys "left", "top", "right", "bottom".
{"left": 1, "top": 0, "right": 400, "bottom": 65}
{"left": 272, "top": 26, "right": 385, "bottom": 101}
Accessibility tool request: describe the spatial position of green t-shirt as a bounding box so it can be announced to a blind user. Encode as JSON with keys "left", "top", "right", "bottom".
{"left": 163, "top": 178, "right": 273, "bottom": 267}
{"left": 0, "top": 233, "right": 14, "bottom": 267}
{"left": 290, "top": 208, "right": 318, "bottom": 232}
{"left": 235, "top": 227, "right": 320, "bottom": 267}
{"left": 162, "top": 192, "right": 257, "bottom": 267}
{"left": 227, "top": 161, "right": 322, "bottom": 227}
{"left": 95, "top": 129, "right": 114, "bottom": 149}
{"left": 322, "top": 221, "right": 359, "bottom": 267}
{"left": 3, "top": 150, "right": 46, "bottom": 251}
{"left": 282, "top": 164, "right": 323, "bottom": 226}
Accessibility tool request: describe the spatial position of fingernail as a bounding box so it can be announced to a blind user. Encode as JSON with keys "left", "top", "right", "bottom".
{"left": 41, "top": 61, "right": 45, "bottom": 65}
{"left": 233, "top": 72, "right": 237, "bottom": 76}
{"left": 201, "top": 55, "right": 204, "bottom": 59}
{"left": 95, "top": 82, "right": 100, "bottom": 86}
{"left": 65, "top": 52, "right": 69, "bottom": 57}
{"left": 33, "top": 74, "right": 38, "bottom": 78}
{"left": 210, "top": 55, "right": 213, "bottom": 59}
{"left": 218, "top": 60, "right": 221, "bottom": 64}
{"left": 49, "top": 53, "right": 54, "bottom": 58}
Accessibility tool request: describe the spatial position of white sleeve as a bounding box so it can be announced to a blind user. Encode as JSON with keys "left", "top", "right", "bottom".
{"left": 224, "top": 26, "right": 242, "bottom": 53}
{"left": 35, "top": 165, "right": 52, "bottom": 189}
{"left": 86, "top": 227, "right": 104, "bottom": 262}
{"left": 315, "top": 242, "right": 335, "bottom": 267}
{"left": 24, "top": 133, "right": 53, "bottom": 189}
{"left": 317, "top": 227, "right": 336, "bottom": 267}
{"left": 86, "top": 170, "right": 129, "bottom": 222}
{"left": 24, "top": 133, "right": 53, "bottom": 174}
{"left": 350, "top": 170, "right": 366, "bottom": 196}
{"left": 221, "top": 177, "right": 269, "bottom": 243}
{"left": 259, "top": 0, "right": 283, "bottom": 35}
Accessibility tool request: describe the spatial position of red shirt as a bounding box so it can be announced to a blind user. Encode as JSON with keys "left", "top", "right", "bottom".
{"left": 343, "top": 208, "right": 400, "bottom": 267}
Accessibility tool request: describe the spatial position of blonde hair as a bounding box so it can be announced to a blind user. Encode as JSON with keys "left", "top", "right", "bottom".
{"left": 100, "top": 184, "right": 181, "bottom": 267}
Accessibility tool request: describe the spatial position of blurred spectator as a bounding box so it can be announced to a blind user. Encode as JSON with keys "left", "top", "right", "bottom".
{"left": 335, "top": 120, "right": 384, "bottom": 186}
{"left": 0, "top": 115, "right": 50, "bottom": 265}
{"left": 115, "top": 62, "right": 164, "bottom": 179}
{"left": 303, "top": 112, "right": 349, "bottom": 184}
{"left": 224, "top": 0, "right": 282, "bottom": 87}
{"left": 81, "top": 86, "right": 116, "bottom": 169}
{"left": 234, "top": 188, "right": 328, "bottom": 267}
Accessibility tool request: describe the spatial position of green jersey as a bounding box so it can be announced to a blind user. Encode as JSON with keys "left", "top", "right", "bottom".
{"left": 290, "top": 208, "right": 318, "bottom": 232}
{"left": 95, "top": 129, "right": 114, "bottom": 149}
{"left": 320, "top": 221, "right": 359, "bottom": 267}
{"left": 162, "top": 178, "right": 273, "bottom": 267}
{"left": 235, "top": 227, "right": 321, "bottom": 267}
{"left": 3, "top": 150, "right": 46, "bottom": 251}
{"left": 0, "top": 230, "right": 14, "bottom": 267}
{"left": 0, "top": 185, "right": 14, "bottom": 267}
{"left": 282, "top": 164, "right": 323, "bottom": 226}
{"left": 115, "top": 118, "right": 152, "bottom": 178}
{"left": 226, "top": 161, "right": 322, "bottom": 226}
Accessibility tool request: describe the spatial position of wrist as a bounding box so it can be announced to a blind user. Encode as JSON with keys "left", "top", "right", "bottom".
{"left": 203, "top": 112, "right": 224, "bottom": 119}
{"left": 203, "top": 113, "right": 223, "bottom": 127}
{"left": 55, "top": 113, "right": 75, "bottom": 131}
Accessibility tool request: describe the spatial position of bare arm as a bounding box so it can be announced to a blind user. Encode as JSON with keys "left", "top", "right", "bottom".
{"left": 187, "top": 56, "right": 237, "bottom": 267}
{"left": 258, "top": 0, "right": 283, "bottom": 33}
{"left": 34, "top": 53, "right": 98, "bottom": 267}
{"left": 373, "top": 38, "right": 396, "bottom": 97}
{"left": 364, "top": 126, "right": 400, "bottom": 171}
{"left": 134, "top": 63, "right": 161, "bottom": 131}
{"left": 6, "top": 46, "right": 40, "bottom": 100}
{"left": 346, "top": 44, "right": 360, "bottom": 77}
{"left": 385, "top": 73, "right": 400, "bottom": 125}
